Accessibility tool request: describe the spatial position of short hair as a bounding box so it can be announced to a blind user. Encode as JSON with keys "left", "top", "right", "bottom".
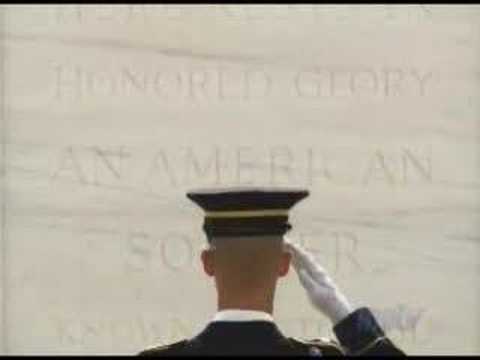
{"left": 210, "top": 235, "right": 285, "bottom": 288}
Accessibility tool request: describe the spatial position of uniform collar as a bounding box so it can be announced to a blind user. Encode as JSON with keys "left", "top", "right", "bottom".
{"left": 212, "top": 309, "right": 274, "bottom": 323}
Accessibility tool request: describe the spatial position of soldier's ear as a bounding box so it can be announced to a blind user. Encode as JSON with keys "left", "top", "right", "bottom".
{"left": 278, "top": 249, "right": 291, "bottom": 277}
{"left": 201, "top": 249, "right": 215, "bottom": 277}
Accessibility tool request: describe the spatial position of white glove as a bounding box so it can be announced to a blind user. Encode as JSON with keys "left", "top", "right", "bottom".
{"left": 284, "top": 238, "right": 354, "bottom": 325}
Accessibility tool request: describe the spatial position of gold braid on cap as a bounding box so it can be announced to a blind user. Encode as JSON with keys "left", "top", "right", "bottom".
{"left": 204, "top": 209, "right": 289, "bottom": 219}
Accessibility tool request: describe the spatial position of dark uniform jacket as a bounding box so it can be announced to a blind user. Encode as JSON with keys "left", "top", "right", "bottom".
{"left": 138, "top": 307, "right": 405, "bottom": 356}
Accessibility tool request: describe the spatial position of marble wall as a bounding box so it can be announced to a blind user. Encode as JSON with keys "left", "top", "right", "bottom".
{"left": 0, "top": 5, "right": 479, "bottom": 355}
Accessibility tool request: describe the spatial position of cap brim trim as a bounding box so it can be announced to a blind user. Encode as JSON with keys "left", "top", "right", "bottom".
{"left": 204, "top": 209, "right": 289, "bottom": 218}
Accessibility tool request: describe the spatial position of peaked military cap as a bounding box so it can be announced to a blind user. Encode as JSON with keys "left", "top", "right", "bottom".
{"left": 186, "top": 187, "right": 309, "bottom": 239}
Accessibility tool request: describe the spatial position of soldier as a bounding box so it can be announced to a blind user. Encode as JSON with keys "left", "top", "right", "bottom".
{"left": 138, "top": 187, "right": 405, "bottom": 356}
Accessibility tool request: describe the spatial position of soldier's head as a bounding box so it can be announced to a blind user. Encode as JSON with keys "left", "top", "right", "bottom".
{"left": 186, "top": 187, "right": 309, "bottom": 312}
{"left": 200, "top": 235, "right": 291, "bottom": 308}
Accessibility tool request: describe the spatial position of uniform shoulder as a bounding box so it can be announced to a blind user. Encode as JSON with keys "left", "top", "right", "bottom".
{"left": 137, "top": 339, "right": 189, "bottom": 356}
{"left": 289, "top": 336, "right": 345, "bottom": 356}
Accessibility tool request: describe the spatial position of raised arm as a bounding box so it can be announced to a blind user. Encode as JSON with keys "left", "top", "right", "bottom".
{"left": 284, "top": 238, "right": 405, "bottom": 356}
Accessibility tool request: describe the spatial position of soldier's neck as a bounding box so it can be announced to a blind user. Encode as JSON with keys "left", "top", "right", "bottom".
{"left": 217, "top": 294, "right": 274, "bottom": 315}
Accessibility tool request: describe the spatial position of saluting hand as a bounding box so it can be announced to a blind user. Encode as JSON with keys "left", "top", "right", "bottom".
{"left": 284, "top": 238, "right": 354, "bottom": 325}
